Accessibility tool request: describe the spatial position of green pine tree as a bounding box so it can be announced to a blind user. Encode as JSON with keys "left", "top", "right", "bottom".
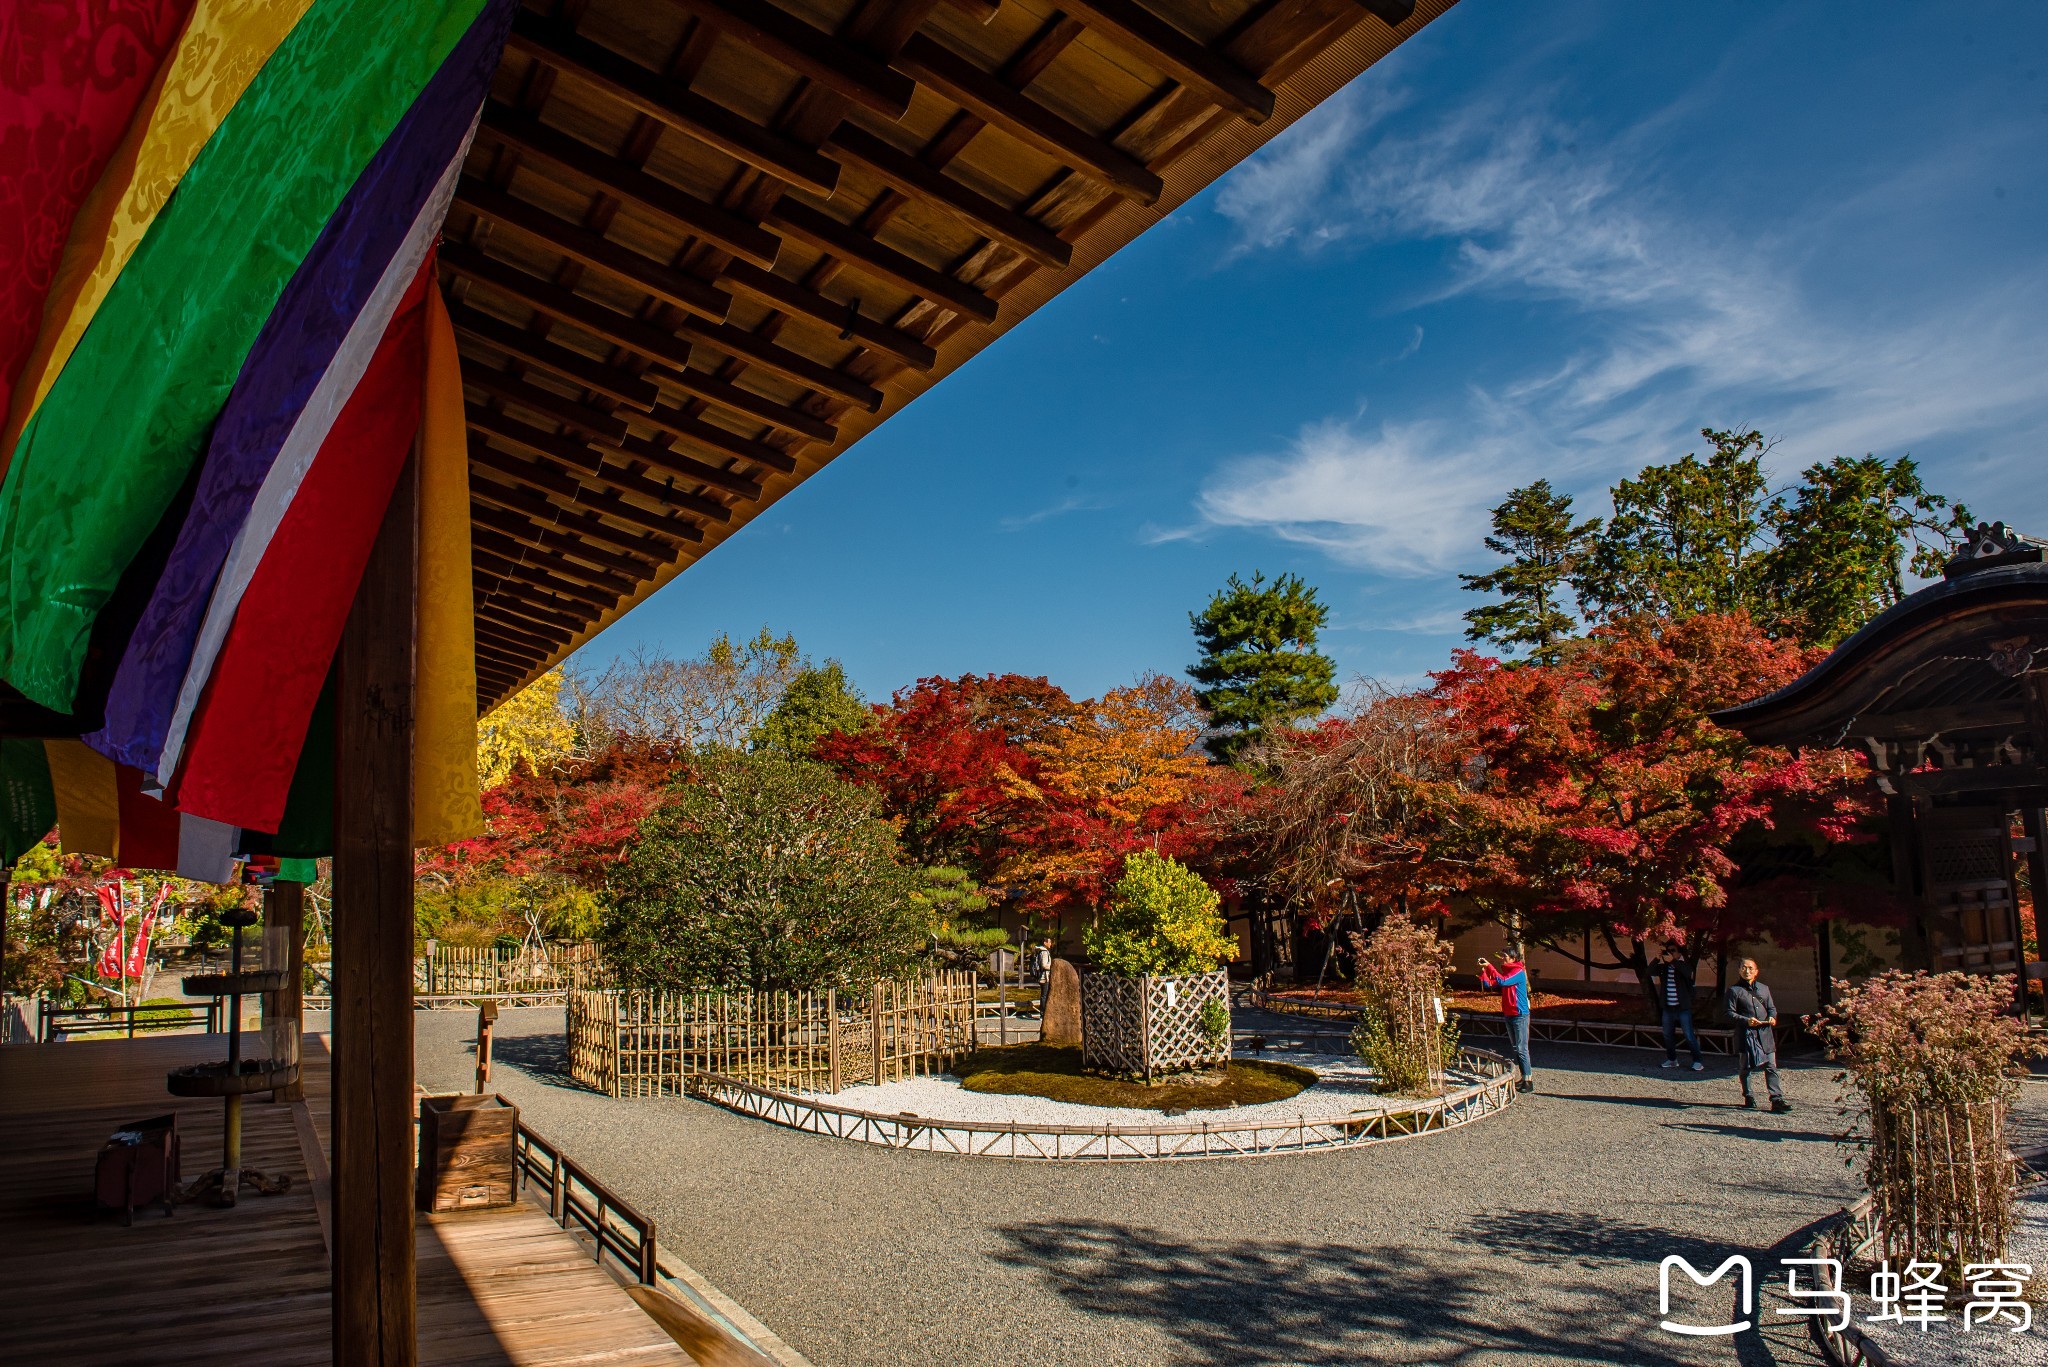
{"left": 1572, "top": 428, "right": 1774, "bottom": 622}
{"left": 1758, "top": 455, "right": 1969, "bottom": 646}
{"left": 1188, "top": 571, "right": 1339, "bottom": 762}
{"left": 747, "top": 661, "right": 870, "bottom": 758}
{"left": 1459, "top": 480, "right": 1599, "bottom": 661}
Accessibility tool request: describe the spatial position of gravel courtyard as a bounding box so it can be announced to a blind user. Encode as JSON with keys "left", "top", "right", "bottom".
{"left": 414, "top": 1007, "right": 2048, "bottom": 1367}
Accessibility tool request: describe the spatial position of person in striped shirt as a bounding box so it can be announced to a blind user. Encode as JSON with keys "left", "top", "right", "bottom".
{"left": 1478, "top": 953, "right": 1535, "bottom": 1093}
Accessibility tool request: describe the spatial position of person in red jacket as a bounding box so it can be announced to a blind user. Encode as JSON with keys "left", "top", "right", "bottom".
{"left": 1479, "top": 953, "right": 1535, "bottom": 1093}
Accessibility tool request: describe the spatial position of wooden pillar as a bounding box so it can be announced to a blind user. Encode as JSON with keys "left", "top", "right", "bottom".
{"left": 265, "top": 880, "right": 307, "bottom": 1102}
{"left": 2022, "top": 808, "right": 2048, "bottom": 1018}
{"left": 331, "top": 452, "right": 419, "bottom": 1366}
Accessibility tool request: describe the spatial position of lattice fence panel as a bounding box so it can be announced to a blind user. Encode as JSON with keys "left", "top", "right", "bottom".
{"left": 1081, "top": 970, "right": 1231, "bottom": 1081}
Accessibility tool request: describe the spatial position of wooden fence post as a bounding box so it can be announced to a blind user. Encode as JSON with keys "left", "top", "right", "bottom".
{"left": 265, "top": 880, "right": 306, "bottom": 1103}
{"left": 1140, "top": 976, "right": 1153, "bottom": 1085}
{"left": 827, "top": 988, "right": 840, "bottom": 1093}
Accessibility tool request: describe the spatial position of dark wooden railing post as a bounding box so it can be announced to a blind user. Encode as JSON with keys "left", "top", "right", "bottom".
{"left": 265, "top": 880, "right": 307, "bottom": 1102}
{"left": 331, "top": 450, "right": 419, "bottom": 1366}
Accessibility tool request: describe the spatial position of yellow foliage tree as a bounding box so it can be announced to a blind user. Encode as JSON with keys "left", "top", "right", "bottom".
{"left": 476, "top": 670, "right": 575, "bottom": 788}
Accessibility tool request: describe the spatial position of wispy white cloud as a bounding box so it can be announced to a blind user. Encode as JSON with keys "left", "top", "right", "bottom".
{"left": 999, "top": 494, "right": 1106, "bottom": 532}
{"left": 1196, "top": 80, "right": 2048, "bottom": 571}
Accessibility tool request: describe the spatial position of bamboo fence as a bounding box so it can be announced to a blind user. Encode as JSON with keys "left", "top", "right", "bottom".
{"left": 568, "top": 972, "right": 979, "bottom": 1099}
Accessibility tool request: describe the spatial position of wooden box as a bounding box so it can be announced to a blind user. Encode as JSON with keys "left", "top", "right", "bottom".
{"left": 96, "top": 1114, "right": 180, "bottom": 1224}
{"left": 416, "top": 1093, "right": 518, "bottom": 1212}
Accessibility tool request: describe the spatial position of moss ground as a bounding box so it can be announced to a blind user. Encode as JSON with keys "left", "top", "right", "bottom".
{"left": 953, "top": 1044, "right": 1315, "bottom": 1111}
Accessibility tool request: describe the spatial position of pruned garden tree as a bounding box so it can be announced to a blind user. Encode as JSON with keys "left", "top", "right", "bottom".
{"left": 599, "top": 751, "right": 925, "bottom": 992}
{"left": 1083, "top": 849, "right": 1237, "bottom": 978}
{"left": 1459, "top": 480, "right": 1599, "bottom": 662}
{"left": 1188, "top": 571, "right": 1339, "bottom": 763}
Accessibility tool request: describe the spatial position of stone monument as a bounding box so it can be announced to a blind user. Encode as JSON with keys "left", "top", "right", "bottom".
{"left": 1041, "top": 958, "right": 1083, "bottom": 1047}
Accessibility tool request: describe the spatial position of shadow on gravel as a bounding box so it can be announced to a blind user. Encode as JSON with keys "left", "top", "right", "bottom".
{"left": 1540, "top": 1091, "right": 1699, "bottom": 1110}
{"left": 492, "top": 1030, "right": 577, "bottom": 1088}
{"left": 1465, "top": 1209, "right": 1732, "bottom": 1269}
{"left": 1661, "top": 1121, "right": 1839, "bottom": 1145}
{"left": 993, "top": 1218, "right": 1712, "bottom": 1366}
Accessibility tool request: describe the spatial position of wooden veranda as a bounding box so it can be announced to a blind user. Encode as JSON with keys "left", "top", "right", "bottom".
{"left": 0, "top": 1031, "right": 687, "bottom": 1366}
{"left": 2, "top": 1, "right": 1452, "bottom": 1361}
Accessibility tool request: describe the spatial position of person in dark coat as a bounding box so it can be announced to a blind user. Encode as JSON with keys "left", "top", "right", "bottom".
{"left": 1648, "top": 946, "right": 1703, "bottom": 1071}
{"left": 1724, "top": 958, "right": 1789, "bottom": 1112}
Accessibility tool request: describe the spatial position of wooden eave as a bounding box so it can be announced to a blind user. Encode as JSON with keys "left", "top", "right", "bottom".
{"left": 1711, "top": 563, "right": 2048, "bottom": 753}
{"left": 456, "top": 0, "right": 1448, "bottom": 710}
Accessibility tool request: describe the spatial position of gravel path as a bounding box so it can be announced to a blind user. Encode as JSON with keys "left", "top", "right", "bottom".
{"left": 403, "top": 1006, "right": 2048, "bottom": 1367}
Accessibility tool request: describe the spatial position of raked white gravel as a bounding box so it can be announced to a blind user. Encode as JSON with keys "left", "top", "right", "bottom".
{"left": 809, "top": 1051, "right": 1476, "bottom": 1129}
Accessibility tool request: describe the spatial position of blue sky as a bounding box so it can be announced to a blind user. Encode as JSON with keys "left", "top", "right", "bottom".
{"left": 585, "top": 0, "right": 2048, "bottom": 704}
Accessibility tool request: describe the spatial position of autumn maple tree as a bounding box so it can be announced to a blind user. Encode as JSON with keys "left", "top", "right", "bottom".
{"left": 1417, "top": 611, "right": 1877, "bottom": 982}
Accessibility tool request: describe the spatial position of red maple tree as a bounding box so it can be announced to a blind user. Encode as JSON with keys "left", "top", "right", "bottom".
{"left": 1418, "top": 611, "right": 1880, "bottom": 980}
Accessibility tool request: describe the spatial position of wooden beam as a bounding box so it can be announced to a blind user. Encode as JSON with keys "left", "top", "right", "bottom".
{"left": 454, "top": 176, "right": 734, "bottom": 319}
{"left": 332, "top": 450, "right": 418, "bottom": 1366}
{"left": 678, "top": 313, "right": 884, "bottom": 411}
{"left": 626, "top": 402, "right": 801, "bottom": 473}
{"left": 657, "top": 0, "right": 914, "bottom": 118}
{"left": 476, "top": 105, "right": 783, "bottom": 269}
{"left": 470, "top": 470, "right": 701, "bottom": 554}
{"left": 506, "top": 12, "right": 840, "bottom": 196}
{"left": 471, "top": 524, "right": 640, "bottom": 598}
{"left": 470, "top": 498, "right": 672, "bottom": 577}
{"left": 822, "top": 122, "right": 1072, "bottom": 269}
{"left": 448, "top": 302, "right": 659, "bottom": 409}
{"left": 475, "top": 637, "right": 540, "bottom": 672}
{"left": 602, "top": 428, "right": 765, "bottom": 497}
{"left": 942, "top": 0, "right": 1001, "bottom": 23}
{"left": 472, "top": 549, "right": 619, "bottom": 613}
{"left": 471, "top": 576, "right": 591, "bottom": 635}
{"left": 477, "top": 611, "right": 572, "bottom": 653}
{"left": 718, "top": 261, "right": 938, "bottom": 370}
{"left": 652, "top": 364, "right": 836, "bottom": 443}
{"left": 1054, "top": 0, "right": 1275, "bottom": 123}
{"left": 768, "top": 197, "right": 1000, "bottom": 324}
{"left": 460, "top": 363, "right": 629, "bottom": 443}
{"left": 466, "top": 413, "right": 734, "bottom": 524}
{"left": 448, "top": 244, "right": 874, "bottom": 416}
{"left": 895, "top": 34, "right": 1164, "bottom": 204}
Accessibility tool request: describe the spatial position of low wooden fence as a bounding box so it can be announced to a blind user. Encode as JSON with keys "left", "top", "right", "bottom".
{"left": 568, "top": 973, "right": 980, "bottom": 1098}
{"left": 513, "top": 1121, "right": 660, "bottom": 1286}
{"left": 305, "top": 942, "right": 599, "bottom": 1010}
{"left": 686, "top": 1047, "right": 1520, "bottom": 1161}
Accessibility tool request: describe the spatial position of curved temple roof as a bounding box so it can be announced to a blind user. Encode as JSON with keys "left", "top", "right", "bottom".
{"left": 1713, "top": 532, "right": 2048, "bottom": 769}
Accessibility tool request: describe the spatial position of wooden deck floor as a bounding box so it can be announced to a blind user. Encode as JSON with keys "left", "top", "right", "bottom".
{"left": 0, "top": 1032, "right": 691, "bottom": 1365}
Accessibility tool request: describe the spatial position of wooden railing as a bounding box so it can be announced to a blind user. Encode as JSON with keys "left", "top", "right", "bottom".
{"left": 38, "top": 1000, "right": 222, "bottom": 1042}
{"left": 513, "top": 1122, "right": 659, "bottom": 1286}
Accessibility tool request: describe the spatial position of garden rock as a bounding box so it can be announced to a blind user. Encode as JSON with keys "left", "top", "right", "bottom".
{"left": 1042, "top": 960, "right": 1083, "bottom": 1047}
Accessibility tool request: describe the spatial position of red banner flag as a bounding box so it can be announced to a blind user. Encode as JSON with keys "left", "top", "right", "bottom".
{"left": 95, "top": 884, "right": 123, "bottom": 979}
{"left": 124, "top": 885, "right": 170, "bottom": 980}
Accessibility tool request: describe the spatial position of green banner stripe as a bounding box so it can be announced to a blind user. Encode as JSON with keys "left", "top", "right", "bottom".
{"left": 0, "top": 739, "right": 56, "bottom": 868}
{"left": 0, "top": 0, "right": 488, "bottom": 710}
